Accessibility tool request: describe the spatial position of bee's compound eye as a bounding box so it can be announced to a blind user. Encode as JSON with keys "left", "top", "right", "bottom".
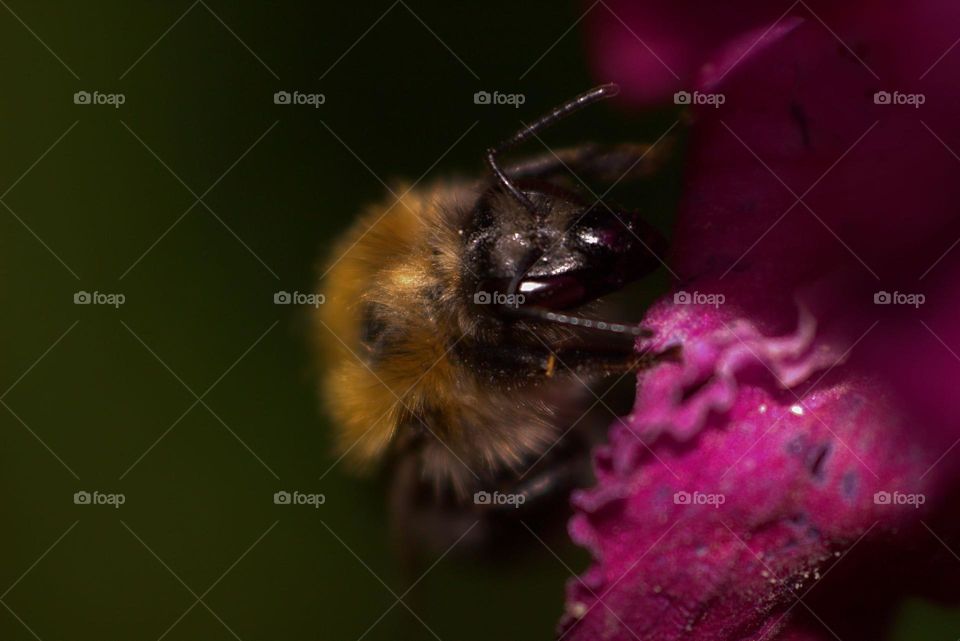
{"left": 517, "top": 276, "right": 587, "bottom": 309}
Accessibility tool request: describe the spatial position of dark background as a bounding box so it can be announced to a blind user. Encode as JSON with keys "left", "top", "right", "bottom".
{"left": 0, "top": 2, "right": 956, "bottom": 639}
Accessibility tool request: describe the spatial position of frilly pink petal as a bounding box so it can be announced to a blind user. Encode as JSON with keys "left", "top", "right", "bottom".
{"left": 562, "top": 301, "right": 944, "bottom": 641}
{"left": 626, "top": 299, "right": 834, "bottom": 447}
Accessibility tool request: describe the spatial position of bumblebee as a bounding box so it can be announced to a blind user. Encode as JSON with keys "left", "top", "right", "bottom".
{"left": 315, "top": 85, "right": 676, "bottom": 547}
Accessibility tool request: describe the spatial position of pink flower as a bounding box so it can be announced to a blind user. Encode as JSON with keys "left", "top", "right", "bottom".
{"left": 563, "top": 4, "right": 960, "bottom": 640}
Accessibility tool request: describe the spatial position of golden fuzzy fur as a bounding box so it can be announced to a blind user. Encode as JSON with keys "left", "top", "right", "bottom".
{"left": 314, "top": 182, "right": 585, "bottom": 494}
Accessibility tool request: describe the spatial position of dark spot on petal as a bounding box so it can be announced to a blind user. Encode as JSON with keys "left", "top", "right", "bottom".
{"left": 807, "top": 443, "right": 832, "bottom": 481}
{"left": 786, "top": 434, "right": 806, "bottom": 456}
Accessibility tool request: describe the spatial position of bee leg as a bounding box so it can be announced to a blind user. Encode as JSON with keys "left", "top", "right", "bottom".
{"left": 471, "top": 429, "right": 607, "bottom": 555}
{"left": 387, "top": 444, "right": 486, "bottom": 561}
{"left": 505, "top": 140, "right": 673, "bottom": 184}
{"left": 482, "top": 458, "right": 589, "bottom": 514}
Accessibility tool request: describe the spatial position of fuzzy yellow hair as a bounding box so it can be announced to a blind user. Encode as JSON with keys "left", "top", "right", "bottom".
{"left": 313, "top": 183, "right": 570, "bottom": 492}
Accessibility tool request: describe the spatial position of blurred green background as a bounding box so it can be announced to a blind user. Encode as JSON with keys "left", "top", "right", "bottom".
{"left": 0, "top": 2, "right": 956, "bottom": 640}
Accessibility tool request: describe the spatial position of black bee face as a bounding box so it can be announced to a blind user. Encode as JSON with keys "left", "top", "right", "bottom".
{"left": 464, "top": 180, "right": 666, "bottom": 313}
{"left": 455, "top": 84, "right": 670, "bottom": 337}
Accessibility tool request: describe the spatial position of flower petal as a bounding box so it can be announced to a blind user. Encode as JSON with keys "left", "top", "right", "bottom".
{"left": 565, "top": 5, "right": 960, "bottom": 639}
{"left": 561, "top": 301, "right": 944, "bottom": 641}
{"left": 585, "top": 0, "right": 783, "bottom": 104}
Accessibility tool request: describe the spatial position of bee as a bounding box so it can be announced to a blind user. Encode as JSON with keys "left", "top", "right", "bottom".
{"left": 314, "top": 85, "right": 677, "bottom": 549}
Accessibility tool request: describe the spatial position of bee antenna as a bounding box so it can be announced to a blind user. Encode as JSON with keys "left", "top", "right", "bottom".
{"left": 485, "top": 83, "right": 620, "bottom": 215}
